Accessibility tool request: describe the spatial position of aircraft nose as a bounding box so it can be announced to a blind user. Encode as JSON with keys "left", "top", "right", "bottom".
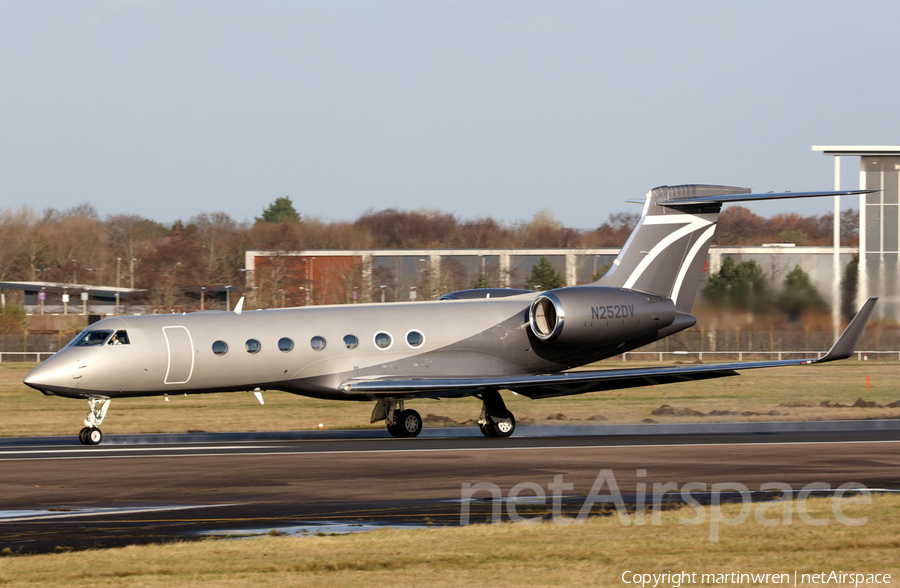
{"left": 23, "top": 358, "right": 75, "bottom": 394}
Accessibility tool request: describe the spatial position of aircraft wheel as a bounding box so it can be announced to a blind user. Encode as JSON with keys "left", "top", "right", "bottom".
{"left": 493, "top": 414, "right": 516, "bottom": 438}
{"left": 78, "top": 427, "right": 91, "bottom": 445}
{"left": 397, "top": 409, "right": 422, "bottom": 438}
{"left": 387, "top": 422, "right": 403, "bottom": 438}
{"left": 85, "top": 427, "right": 103, "bottom": 446}
{"left": 480, "top": 414, "right": 515, "bottom": 438}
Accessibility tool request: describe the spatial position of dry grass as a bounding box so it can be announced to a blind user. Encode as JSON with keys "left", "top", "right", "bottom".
{"left": 1, "top": 495, "right": 897, "bottom": 587}
{"left": 1, "top": 360, "right": 897, "bottom": 437}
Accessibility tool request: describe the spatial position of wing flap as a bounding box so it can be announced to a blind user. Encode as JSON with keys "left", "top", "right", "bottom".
{"left": 508, "top": 369, "right": 739, "bottom": 399}
{"left": 340, "top": 360, "right": 797, "bottom": 397}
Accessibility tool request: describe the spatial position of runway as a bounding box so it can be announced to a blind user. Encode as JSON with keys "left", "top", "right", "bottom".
{"left": 2, "top": 425, "right": 899, "bottom": 554}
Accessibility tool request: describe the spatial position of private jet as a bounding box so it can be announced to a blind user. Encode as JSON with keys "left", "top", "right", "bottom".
{"left": 24, "top": 185, "right": 877, "bottom": 445}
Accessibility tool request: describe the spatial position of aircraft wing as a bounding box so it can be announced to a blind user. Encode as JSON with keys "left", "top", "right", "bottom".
{"left": 339, "top": 298, "right": 877, "bottom": 400}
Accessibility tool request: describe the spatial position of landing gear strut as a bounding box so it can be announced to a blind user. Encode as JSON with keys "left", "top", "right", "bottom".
{"left": 372, "top": 399, "right": 423, "bottom": 438}
{"left": 478, "top": 389, "right": 516, "bottom": 438}
{"left": 79, "top": 396, "right": 110, "bottom": 446}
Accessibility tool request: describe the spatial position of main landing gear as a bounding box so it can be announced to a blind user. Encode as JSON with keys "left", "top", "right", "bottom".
{"left": 370, "top": 390, "right": 517, "bottom": 439}
{"left": 478, "top": 389, "right": 516, "bottom": 438}
{"left": 78, "top": 396, "right": 110, "bottom": 446}
{"left": 372, "top": 399, "right": 423, "bottom": 438}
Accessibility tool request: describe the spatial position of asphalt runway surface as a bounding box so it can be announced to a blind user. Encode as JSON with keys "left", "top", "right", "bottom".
{"left": 2, "top": 425, "right": 899, "bottom": 554}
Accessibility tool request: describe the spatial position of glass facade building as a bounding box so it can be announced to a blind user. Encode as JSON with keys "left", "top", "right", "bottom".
{"left": 861, "top": 156, "right": 900, "bottom": 320}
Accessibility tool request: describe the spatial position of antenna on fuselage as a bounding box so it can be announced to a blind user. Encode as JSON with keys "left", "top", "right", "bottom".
{"left": 234, "top": 296, "right": 245, "bottom": 315}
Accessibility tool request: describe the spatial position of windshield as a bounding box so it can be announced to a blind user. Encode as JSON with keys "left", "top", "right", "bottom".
{"left": 69, "top": 330, "right": 113, "bottom": 347}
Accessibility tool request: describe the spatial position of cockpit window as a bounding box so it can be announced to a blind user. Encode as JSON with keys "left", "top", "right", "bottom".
{"left": 70, "top": 330, "right": 113, "bottom": 347}
{"left": 108, "top": 330, "right": 130, "bottom": 345}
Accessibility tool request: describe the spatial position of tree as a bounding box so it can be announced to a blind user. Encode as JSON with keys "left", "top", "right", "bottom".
{"left": 703, "top": 257, "right": 770, "bottom": 312}
{"left": 255, "top": 197, "right": 300, "bottom": 224}
{"left": 777, "top": 265, "right": 825, "bottom": 321}
{"left": 191, "top": 212, "right": 247, "bottom": 287}
{"left": 472, "top": 274, "right": 491, "bottom": 289}
{"left": 355, "top": 208, "right": 459, "bottom": 248}
{"left": 591, "top": 263, "right": 612, "bottom": 282}
{"left": 525, "top": 257, "right": 564, "bottom": 291}
{"left": 581, "top": 212, "right": 639, "bottom": 248}
{"left": 0, "top": 303, "right": 27, "bottom": 334}
{"left": 840, "top": 254, "right": 858, "bottom": 321}
{"left": 515, "top": 210, "right": 579, "bottom": 248}
{"left": 712, "top": 206, "right": 767, "bottom": 246}
{"left": 139, "top": 221, "right": 206, "bottom": 311}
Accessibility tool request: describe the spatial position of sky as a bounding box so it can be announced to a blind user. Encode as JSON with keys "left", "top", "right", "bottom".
{"left": 1, "top": 1, "right": 898, "bottom": 229}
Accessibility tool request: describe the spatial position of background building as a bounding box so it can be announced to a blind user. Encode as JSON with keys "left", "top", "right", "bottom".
{"left": 814, "top": 146, "right": 900, "bottom": 324}
{"left": 245, "top": 245, "right": 861, "bottom": 311}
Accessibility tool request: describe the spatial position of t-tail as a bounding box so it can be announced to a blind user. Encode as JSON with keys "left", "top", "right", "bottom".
{"left": 595, "top": 184, "right": 875, "bottom": 312}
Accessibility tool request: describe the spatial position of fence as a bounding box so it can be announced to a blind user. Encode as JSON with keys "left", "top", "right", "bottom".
{"left": 0, "top": 351, "right": 59, "bottom": 362}
{"left": 0, "top": 333, "right": 71, "bottom": 356}
{"left": 2, "top": 329, "right": 899, "bottom": 363}
{"left": 633, "top": 329, "right": 899, "bottom": 354}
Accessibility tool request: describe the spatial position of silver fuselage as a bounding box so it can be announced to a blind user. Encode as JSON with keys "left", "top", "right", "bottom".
{"left": 24, "top": 289, "right": 681, "bottom": 401}
{"left": 25, "top": 295, "right": 553, "bottom": 400}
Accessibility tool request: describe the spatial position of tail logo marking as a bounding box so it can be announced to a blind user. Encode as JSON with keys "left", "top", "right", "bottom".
{"left": 621, "top": 213, "right": 716, "bottom": 291}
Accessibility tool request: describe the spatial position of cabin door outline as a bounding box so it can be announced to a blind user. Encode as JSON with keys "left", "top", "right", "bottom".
{"left": 163, "top": 326, "right": 195, "bottom": 385}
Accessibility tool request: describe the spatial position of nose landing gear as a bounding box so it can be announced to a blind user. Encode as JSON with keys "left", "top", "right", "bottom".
{"left": 78, "top": 426, "right": 103, "bottom": 445}
{"left": 78, "top": 396, "right": 110, "bottom": 446}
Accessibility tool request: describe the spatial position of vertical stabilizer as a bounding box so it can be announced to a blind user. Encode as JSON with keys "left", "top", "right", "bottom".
{"left": 595, "top": 184, "right": 750, "bottom": 312}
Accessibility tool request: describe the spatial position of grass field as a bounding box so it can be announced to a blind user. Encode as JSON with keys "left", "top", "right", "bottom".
{"left": 1, "top": 495, "right": 897, "bottom": 587}
{"left": 2, "top": 361, "right": 898, "bottom": 586}
{"left": 1, "top": 359, "right": 897, "bottom": 437}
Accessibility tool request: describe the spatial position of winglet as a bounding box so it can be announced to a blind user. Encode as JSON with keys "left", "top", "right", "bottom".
{"left": 234, "top": 296, "right": 245, "bottom": 315}
{"left": 814, "top": 298, "right": 878, "bottom": 363}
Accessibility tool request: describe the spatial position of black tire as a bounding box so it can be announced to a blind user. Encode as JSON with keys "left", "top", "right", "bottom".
{"left": 397, "top": 409, "right": 422, "bottom": 438}
{"left": 479, "top": 422, "right": 497, "bottom": 438}
{"left": 387, "top": 422, "right": 403, "bottom": 438}
{"left": 78, "top": 427, "right": 91, "bottom": 445}
{"left": 85, "top": 427, "right": 103, "bottom": 446}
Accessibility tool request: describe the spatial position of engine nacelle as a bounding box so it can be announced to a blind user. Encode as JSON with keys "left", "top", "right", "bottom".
{"left": 529, "top": 286, "right": 676, "bottom": 346}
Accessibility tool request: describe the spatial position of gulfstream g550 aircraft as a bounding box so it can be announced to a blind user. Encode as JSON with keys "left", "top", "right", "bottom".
{"left": 24, "top": 185, "right": 878, "bottom": 445}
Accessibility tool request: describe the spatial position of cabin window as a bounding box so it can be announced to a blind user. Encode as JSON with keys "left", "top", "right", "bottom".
{"left": 278, "top": 337, "right": 294, "bottom": 352}
{"left": 310, "top": 336, "right": 326, "bottom": 351}
{"left": 406, "top": 330, "right": 424, "bottom": 348}
{"left": 108, "top": 330, "right": 130, "bottom": 345}
{"left": 245, "top": 339, "right": 262, "bottom": 354}
{"left": 374, "top": 332, "right": 392, "bottom": 350}
{"left": 71, "top": 330, "right": 112, "bottom": 347}
{"left": 343, "top": 335, "right": 359, "bottom": 349}
{"left": 212, "top": 341, "right": 228, "bottom": 356}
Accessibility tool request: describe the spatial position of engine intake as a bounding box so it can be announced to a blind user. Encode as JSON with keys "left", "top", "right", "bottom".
{"left": 529, "top": 287, "right": 675, "bottom": 346}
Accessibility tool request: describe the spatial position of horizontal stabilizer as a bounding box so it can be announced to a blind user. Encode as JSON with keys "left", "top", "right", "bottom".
{"left": 658, "top": 189, "right": 876, "bottom": 208}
